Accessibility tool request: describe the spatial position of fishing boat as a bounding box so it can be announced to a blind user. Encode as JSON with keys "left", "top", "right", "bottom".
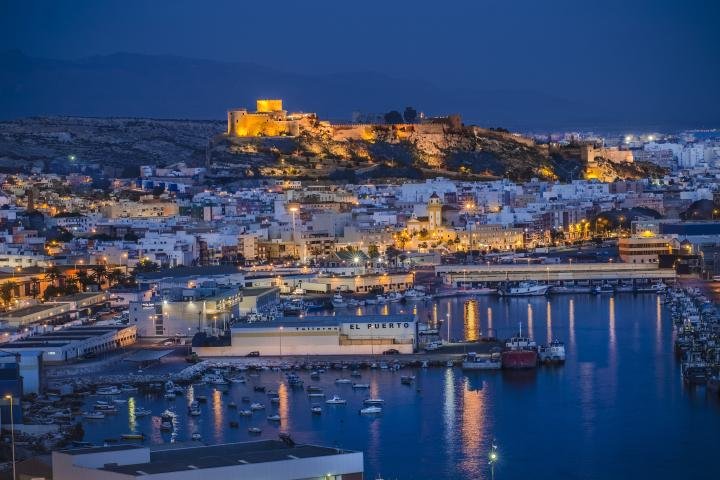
{"left": 592, "top": 284, "right": 615, "bottom": 294}
{"left": 501, "top": 324, "right": 538, "bottom": 369}
{"left": 360, "top": 406, "right": 382, "bottom": 414}
{"left": 325, "top": 395, "right": 347, "bottom": 405}
{"left": 462, "top": 351, "right": 501, "bottom": 370}
{"left": 538, "top": 340, "right": 566, "bottom": 364}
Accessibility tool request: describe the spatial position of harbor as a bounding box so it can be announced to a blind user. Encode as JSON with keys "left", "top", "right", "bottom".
{"left": 27, "top": 292, "right": 720, "bottom": 479}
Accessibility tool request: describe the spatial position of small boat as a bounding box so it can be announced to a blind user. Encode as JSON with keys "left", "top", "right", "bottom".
{"left": 83, "top": 411, "right": 106, "bottom": 419}
{"left": 325, "top": 395, "right": 347, "bottom": 405}
{"left": 267, "top": 414, "right": 281, "bottom": 422}
{"left": 363, "top": 398, "right": 385, "bottom": 405}
{"left": 307, "top": 386, "right": 323, "bottom": 393}
{"left": 271, "top": 397, "right": 280, "bottom": 405}
{"left": 311, "top": 406, "right": 323, "bottom": 415}
{"left": 352, "top": 383, "right": 370, "bottom": 389}
{"left": 229, "top": 376, "right": 246, "bottom": 384}
{"left": 350, "top": 370, "right": 361, "bottom": 378}
{"left": 360, "top": 406, "right": 382, "bottom": 414}
{"left": 248, "top": 427, "right": 262, "bottom": 434}
{"left": 112, "top": 399, "right": 128, "bottom": 404}
{"left": 96, "top": 386, "right": 121, "bottom": 395}
{"left": 134, "top": 408, "right": 152, "bottom": 417}
{"left": 308, "top": 392, "right": 326, "bottom": 398}
{"left": 164, "top": 392, "right": 176, "bottom": 400}
{"left": 310, "top": 371, "right": 320, "bottom": 380}
{"left": 189, "top": 407, "right": 201, "bottom": 416}
{"left": 250, "top": 403, "right": 265, "bottom": 411}
{"left": 538, "top": 340, "right": 566, "bottom": 364}
{"left": 191, "top": 433, "right": 202, "bottom": 441}
{"left": 160, "top": 421, "right": 173, "bottom": 431}
{"left": 462, "top": 352, "right": 501, "bottom": 370}
{"left": 120, "top": 433, "right": 145, "bottom": 440}
{"left": 335, "top": 378, "right": 352, "bottom": 384}
{"left": 239, "top": 409, "right": 253, "bottom": 416}
{"left": 446, "top": 360, "right": 454, "bottom": 367}
{"left": 120, "top": 384, "right": 138, "bottom": 393}
{"left": 331, "top": 293, "right": 347, "bottom": 308}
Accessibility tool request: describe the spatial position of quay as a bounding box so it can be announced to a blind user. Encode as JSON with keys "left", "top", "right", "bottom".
{"left": 436, "top": 263, "right": 676, "bottom": 287}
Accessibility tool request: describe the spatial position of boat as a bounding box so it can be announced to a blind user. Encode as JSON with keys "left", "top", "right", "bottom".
{"left": 83, "top": 411, "right": 106, "bottom": 419}
{"left": 189, "top": 407, "right": 201, "bottom": 416}
{"left": 501, "top": 324, "right": 538, "bottom": 369}
{"left": 112, "top": 398, "right": 128, "bottom": 404}
{"left": 191, "top": 433, "right": 202, "bottom": 441}
{"left": 498, "top": 281, "right": 550, "bottom": 297}
{"left": 538, "top": 340, "right": 566, "bottom": 364}
{"left": 241, "top": 396, "right": 251, "bottom": 403}
{"left": 250, "top": 403, "right": 265, "bottom": 411}
{"left": 404, "top": 288, "right": 429, "bottom": 300}
{"left": 120, "top": 384, "right": 138, "bottom": 393}
{"left": 96, "top": 386, "right": 121, "bottom": 395}
{"left": 387, "top": 291, "right": 403, "bottom": 303}
{"left": 462, "top": 351, "right": 502, "bottom": 370}
{"left": 164, "top": 392, "right": 176, "bottom": 400}
{"left": 239, "top": 409, "right": 253, "bottom": 416}
{"left": 120, "top": 433, "right": 145, "bottom": 440}
{"left": 134, "top": 408, "right": 152, "bottom": 417}
{"left": 325, "top": 395, "right": 347, "bottom": 405}
{"left": 229, "top": 376, "right": 246, "bottom": 384}
{"left": 335, "top": 378, "right": 352, "bottom": 384}
{"left": 310, "top": 371, "right": 320, "bottom": 380}
{"left": 592, "top": 284, "right": 615, "bottom": 294}
{"left": 350, "top": 370, "right": 361, "bottom": 377}
{"left": 311, "top": 406, "right": 323, "bottom": 414}
{"left": 307, "top": 386, "right": 323, "bottom": 393}
{"left": 253, "top": 386, "right": 266, "bottom": 392}
{"left": 352, "top": 383, "right": 370, "bottom": 389}
{"left": 248, "top": 427, "right": 262, "bottom": 434}
{"left": 635, "top": 282, "right": 667, "bottom": 293}
{"left": 160, "top": 420, "right": 173, "bottom": 431}
{"left": 400, "top": 376, "right": 415, "bottom": 384}
{"left": 196, "top": 395, "right": 208, "bottom": 403}
{"left": 271, "top": 397, "right": 280, "bottom": 404}
{"left": 267, "top": 414, "right": 281, "bottom": 422}
{"left": 331, "top": 293, "right": 348, "bottom": 308}
{"left": 360, "top": 406, "right": 382, "bottom": 414}
{"left": 363, "top": 398, "right": 385, "bottom": 405}
{"left": 446, "top": 360, "right": 454, "bottom": 367}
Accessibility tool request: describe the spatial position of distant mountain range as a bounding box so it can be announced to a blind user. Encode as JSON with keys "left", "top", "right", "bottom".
{"left": 0, "top": 50, "right": 716, "bottom": 131}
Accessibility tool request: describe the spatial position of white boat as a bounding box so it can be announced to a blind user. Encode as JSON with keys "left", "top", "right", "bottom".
{"left": 96, "top": 386, "right": 121, "bottom": 395}
{"left": 360, "top": 406, "right": 382, "bottom": 414}
{"left": 239, "top": 409, "right": 253, "bottom": 416}
{"left": 457, "top": 287, "right": 497, "bottom": 296}
{"left": 404, "top": 288, "right": 429, "bottom": 300}
{"left": 83, "top": 411, "right": 105, "bottom": 419}
{"left": 335, "top": 378, "right": 352, "bottom": 384}
{"left": 331, "top": 293, "right": 347, "bottom": 308}
{"left": 538, "top": 340, "right": 566, "bottom": 363}
{"left": 134, "top": 408, "right": 152, "bottom": 417}
{"left": 250, "top": 403, "right": 265, "bottom": 411}
{"left": 191, "top": 433, "right": 202, "bottom": 441}
{"left": 325, "top": 395, "right": 347, "bottom": 405}
{"left": 498, "top": 281, "right": 550, "bottom": 297}
{"left": 311, "top": 406, "right": 323, "bottom": 414}
{"left": 120, "top": 384, "right": 138, "bottom": 393}
{"left": 387, "top": 291, "right": 403, "bottom": 302}
{"left": 112, "top": 399, "right": 128, "bottom": 404}
{"left": 308, "top": 392, "right": 325, "bottom": 398}
{"left": 363, "top": 398, "right": 385, "bottom": 405}
{"left": 160, "top": 420, "right": 173, "bottom": 431}
{"left": 375, "top": 294, "right": 389, "bottom": 304}
{"left": 352, "top": 383, "right": 370, "bottom": 389}
{"left": 229, "top": 376, "right": 246, "bottom": 384}
{"left": 267, "top": 414, "right": 281, "bottom": 421}
{"left": 462, "top": 352, "right": 501, "bottom": 370}
{"left": 248, "top": 427, "right": 262, "bottom": 434}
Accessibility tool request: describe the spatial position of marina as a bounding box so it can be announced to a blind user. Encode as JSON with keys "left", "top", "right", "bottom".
{"left": 53, "top": 292, "right": 720, "bottom": 479}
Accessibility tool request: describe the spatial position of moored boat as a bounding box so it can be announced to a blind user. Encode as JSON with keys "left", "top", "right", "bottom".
{"left": 462, "top": 351, "right": 501, "bottom": 370}
{"left": 538, "top": 340, "right": 566, "bottom": 364}
{"left": 501, "top": 324, "right": 538, "bottom": 369}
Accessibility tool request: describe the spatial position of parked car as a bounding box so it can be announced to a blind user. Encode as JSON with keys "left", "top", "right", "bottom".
{"left": 246, "top": 351, "right": 260, "bottom": 357}
{"left": 382, "top": 348, "right": 399, "bottom": 355}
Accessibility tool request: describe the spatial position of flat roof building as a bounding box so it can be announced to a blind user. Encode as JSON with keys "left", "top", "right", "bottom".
{"left": 53, "top": 439, "right": 363, "bottom": 480}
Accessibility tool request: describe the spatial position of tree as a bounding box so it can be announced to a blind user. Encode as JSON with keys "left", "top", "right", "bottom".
{"left": 107, "top": 268, "right": 126, "bottom": 287}
{"left": 29, "top": 277, "right": 40, "bottom": 298}
{"left": 134, "top": 259, "right": 160, "bottom": 274}
{"left": 384, "top": 110, "right": 403, "bottom": 124}
{"left": 0, "top": 281, "right": 16, "bottom": 305}
{"left": 45, "top": 266, "right": 61, "bottom": 286}
{"left": 403, "top": 106, "right": 417, "bottom": 123}
{"left": 368, "top": 244, "right": 380, "bottom": 259}
{"left": 91, "top": 265, "right": 108, "bottom": 286}
{"left": 75, "top": 269, "right": 92, "bottom": 292}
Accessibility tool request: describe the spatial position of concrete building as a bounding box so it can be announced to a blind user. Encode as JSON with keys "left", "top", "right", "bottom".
{"left": 194, "top": 314, "right": 417, "bottom": 356}
{"left": 101, "top": 199, "right": 179, "bottom": 219}
{"left": 618, "top": 232, "right": 678, "bottom": 264}
{"left": 53, "top": 440, "right": 363, "bottom": 480}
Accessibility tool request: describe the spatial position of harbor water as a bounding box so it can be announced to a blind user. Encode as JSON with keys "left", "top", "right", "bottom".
{"left": 80, "top": 294, "right": 720, "bottom": 479}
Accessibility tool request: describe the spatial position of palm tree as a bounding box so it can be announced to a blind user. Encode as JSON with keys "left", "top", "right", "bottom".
{"left": 91, "top": 265, "right": 108, "bottom": 287}
{"left": 45, "top": 266, "right": 61, "bottom": 286}
{"left": 0, "top": 281, "right": 17, "bottom": 306}
{"left": 107, "top": 268, "right": 126, "bottom": 287}
{"left": 29, "top": 277, "right": 40, "bottom": 299}
{"left": 75, "top": 269, "right": 92, "bottom": 292}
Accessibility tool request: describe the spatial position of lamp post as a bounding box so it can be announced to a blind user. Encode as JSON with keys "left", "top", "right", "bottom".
{"left": 279, "top": 326, "right": 284, "bottom": 357}
{"left": 488, "top": 441, "right": 498, "bottom": 480}
{"left": 446, "top": 311, "right": 451, "bottom": 343}
{"left": 5, "top": 394, "right": 15, "bottom": 480}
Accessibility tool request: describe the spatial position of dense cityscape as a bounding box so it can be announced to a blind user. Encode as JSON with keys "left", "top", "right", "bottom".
{"left": 1, "top": 1, "right": 719, "bottom": 479}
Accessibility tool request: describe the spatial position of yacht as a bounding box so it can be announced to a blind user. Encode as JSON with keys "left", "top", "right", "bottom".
{"left": 335, "top": 378, "right": 352, "bottom": 384}
{"left": 250, "top": 403, "right": 265, "bottom": 411}
{"left": 267, "top": 414, "right": 281, "bottom": 422}
{"left": 360, "top": 406, "right": 382, "bottom": 414}
{"left": 498, "top": 281, "right": 550, "bottom": 297}
{"left": 325, "top": 395, "right": 347, "bottom": 405}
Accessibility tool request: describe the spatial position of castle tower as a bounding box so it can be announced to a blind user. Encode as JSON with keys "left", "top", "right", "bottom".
{"left": 428, "top": 192, "right": 443, "bottom": 230}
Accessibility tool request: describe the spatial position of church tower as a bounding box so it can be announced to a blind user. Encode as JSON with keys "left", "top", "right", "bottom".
{"left": 427, "top": 192, "right": 443, "bottom": 230}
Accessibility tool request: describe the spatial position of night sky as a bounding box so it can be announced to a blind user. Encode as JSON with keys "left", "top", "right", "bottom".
{"left": 1, "top": 0, "right": 718, "bottom": 128}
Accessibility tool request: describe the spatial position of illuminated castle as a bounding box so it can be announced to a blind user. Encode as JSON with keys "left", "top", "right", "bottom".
{"left": 227, "top": 99, "right": 319, "bottom": 137}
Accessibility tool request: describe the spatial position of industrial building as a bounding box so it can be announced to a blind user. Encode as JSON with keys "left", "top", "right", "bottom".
{"left": 194, "top": 314, "right": 417, "bottom": 356}
{"left": 52, "top": 440, "right": 363, "bottom": 480}
{"left": 0, "top": 325, "right": 137, "bottom": 363}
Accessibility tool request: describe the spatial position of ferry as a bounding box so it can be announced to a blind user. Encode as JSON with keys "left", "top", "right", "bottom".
{"left": 498, "top": 281, "right": 550, "bottom": 297}
{"left": 501, "top": 324, "right": 538, "bottom": 369}
{"left": 538, "top": 340, "right": 566, "bottom": 364}
{"left": 462, "top": 351, "right": 501, "bottom": 370}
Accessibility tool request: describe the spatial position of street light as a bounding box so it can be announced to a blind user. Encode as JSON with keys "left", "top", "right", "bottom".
{"left": 4, "top": 394, "right": 15, "bottom": 480}
{"left": 488, "top": 441, "right": 498, "bottom": 480}
{"left": 279, "top": 326, "right": 284, "bottom": 357}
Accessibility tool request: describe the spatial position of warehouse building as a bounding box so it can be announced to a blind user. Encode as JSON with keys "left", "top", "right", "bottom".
{"left": 52, "top": 439, "right": 363, "bottom": 480}
{"left": 0, "top": 325, "right": 137, "bottom": 363}
{"left": 194, "top": 314, "right": 417, "bottom": 356}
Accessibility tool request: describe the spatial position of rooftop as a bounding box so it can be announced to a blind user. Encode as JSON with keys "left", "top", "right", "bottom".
{"left": 234, "top": 314, "right": 415, "bottom": 329}
{"left": 137, "top": 265, "right": 243, "bottom": 281}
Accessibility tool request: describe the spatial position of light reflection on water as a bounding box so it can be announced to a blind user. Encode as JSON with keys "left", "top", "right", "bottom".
{"left": 464, "top": 299, "right": 479, "bottom": 341}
